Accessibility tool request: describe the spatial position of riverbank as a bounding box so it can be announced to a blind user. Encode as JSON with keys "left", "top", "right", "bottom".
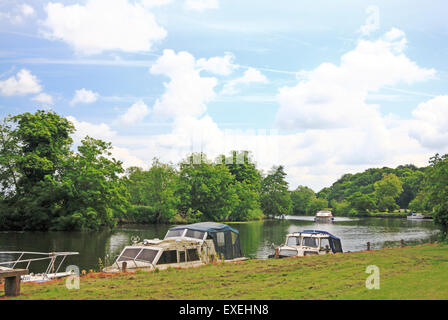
{"left": 5, "top": 243, "right": 447, "bottom": 300}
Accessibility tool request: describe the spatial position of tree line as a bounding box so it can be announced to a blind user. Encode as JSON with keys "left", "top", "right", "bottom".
{"left": 0, "top": 110, "right": 447, "bottom": 240}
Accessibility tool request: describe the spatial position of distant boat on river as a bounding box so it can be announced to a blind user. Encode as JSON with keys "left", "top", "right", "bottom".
{"left": 314, "top": 210, "right": 334, "bottom": 223}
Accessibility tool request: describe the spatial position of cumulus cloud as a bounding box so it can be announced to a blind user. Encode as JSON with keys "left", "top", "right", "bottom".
{"left": 66, "top": 116, "right": 116, "bottom": 143}
{"left": 119, "top": 100, "right": 150, "bottom": 125}
{"left": 42, "top": 0, "right": 167, "bottom": 55}
{"left": 275, "top": 29, "right": 435, "bottom": 131}
{"left": 150, "top": 49, "right": 218, "bottom": 119}
{"left": 32, "top": 92, "right": 54, "bottom": 105}
{"left": 70, "top": 89, "right": 99, "bottom": 106}
{"left": 197, "top": 52, "right": 237, "bottom": 76}
{"left": 0, "top": 69, "right": 42, "bottom": 96}
{"left": 409, "top": 96, "right": 448, "bottom": 149}
{"left": 221, "top": 67, "right": 268, "bottom": 95}
{"left": 185, "top": 0, "right": 219, "bottom": 11}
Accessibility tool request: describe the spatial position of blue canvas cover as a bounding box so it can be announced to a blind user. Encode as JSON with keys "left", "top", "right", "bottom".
{"left": 168, "top": 222, "right": 242, "bottom": 259}
{"left": 302, "top": 230, "right": 343, "bottom": 253}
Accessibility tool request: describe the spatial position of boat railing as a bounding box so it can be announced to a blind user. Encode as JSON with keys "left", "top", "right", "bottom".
{"left": 0, "top": 251, "right": 79, "bottom": 275}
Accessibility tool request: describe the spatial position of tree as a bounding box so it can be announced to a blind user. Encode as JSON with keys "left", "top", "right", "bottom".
{"left": 220, "top": 151, "right": 263, "bottom": 221}
{"left": 374, "top": 173, "right": 403, "bottom": 212}
{"left": 125, "top": 159, "right": 179, "bottom": 223}
{"left": 260, "top": 166, "right": 292, "bottom": 218}
{"left": 290, "top": 186, "right": 316, "bottom": 215}
{"left": 177, "top": 153, "right": 239, "bottom": 222}
{"left": 425, "top": 154, "right": 448, "bottom": 240}
{"left": 348, "top": 192, "right": 377, "bottom": 214}
{"left": 0, "top": 110, "right": 128, "bottom": 231}
{"left": 307, "top": 198, "right": 328, "bottom": 215}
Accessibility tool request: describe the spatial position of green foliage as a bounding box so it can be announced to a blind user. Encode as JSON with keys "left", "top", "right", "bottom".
{"left": 260, "top": 166, "right": 292, "bottom": 218}
{"left": 425, "top": 154, "right": 448, "bottom": 240}
{"left": 374, "top": 173, "right": 403, "bottom": 212}
{"left": 348, "top": 192, "right": 377, "bottom": 214}
{"left": 0, "top": 110, "right": 128, "bottom": 231}
{"left": 331, "top": 199, "right": 350, "bottom": 216}
{"left": 307, "top": 198, "right": 328, "bottom": 215}
{"left": 290, "top": 186, "right": 316, "bottom": 215}
{"left": 124, "top": 158, "right": 179, "bottom": 223}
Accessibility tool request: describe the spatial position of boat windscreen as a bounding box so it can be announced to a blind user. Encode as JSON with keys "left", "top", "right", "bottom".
{"left": 185, "top": 229, "right": 205, "bottom": 240}
{"left": 286, "top": 236, "right": 300, "bottom": 246}
{"left": 303, "top": 237, "right": 318, "bottom": 248}
{"left": 117, "top": 248, "right": 142, "bottom": 262}
{"left": 165, "top": 229, "right": 185, "bottom": 238}
{"left": 135, "top": 248, "right": 158, "bottom": 263}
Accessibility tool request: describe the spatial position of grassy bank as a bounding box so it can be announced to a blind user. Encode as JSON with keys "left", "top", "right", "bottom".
{"left": 3, "top": 244, "right": 447, "bottom": 300}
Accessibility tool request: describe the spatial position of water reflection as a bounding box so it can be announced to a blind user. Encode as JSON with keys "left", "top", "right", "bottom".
{"left": 0, "top": 217, "right": 439, "bottom": 271}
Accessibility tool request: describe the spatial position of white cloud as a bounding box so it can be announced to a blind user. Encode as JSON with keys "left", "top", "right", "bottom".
{"left": 32, "top": 92, "right": 54, "bottom": 105}
{"left": 70, "top": 89, "right": 99, "bottom": 106}
{"left": 119, "top": 100, "right": 150, "bottom": 125}
{"left": 185, "top": 0, "right": 219, "bottom": 11}
{"left": 21, "top": 4, "right": 35, "bottom": 17}
{"left": 275, "top": 29, "right": 435, "bottom": 131}
{"left": 67, "top": 116, "right": 116, "bottom": 143}
{"left": 221, "top": 67, "right": 268, "bottom": 95}
{"left": 150, "top": 49, "right": 218, "bottom": 119}
{"left": 0, "top": 69, "right": 42, "bottom": 96}
{"left": 140, "top": 0, "right": 172, "bottom": 8}
{"left": 197, "top": 52, "right": 237, "bottom": 75}
{"left": 409, "top": 96, "right": 448, "bottom": 149}
{"left": 42, "top": 0, "right": 167, "bottom": 55}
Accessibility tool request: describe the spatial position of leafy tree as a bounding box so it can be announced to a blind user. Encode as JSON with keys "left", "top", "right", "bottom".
{"left": 307, "top": 198, "right": 328, "bottom": 215}
{"left": 425, "top": 154, "right": 448, "bottom": 240}
{"left": 260, "top": 166, "right": 292, "bottom": 218}
{"left": 0, "top": 110, "right": 128, "bottom": 231}
{"left": 290, "top": 186, "right": 316, "bottom": 215}
{"left": 331, "top": 199, "right": 350, "bottom": 216}
{"left": 348, "top": 192, "right": 377, "bottom": 213}
{"left": 374, "top": 173, "right": 403, "bottom": 212}
{"left": 177, "top": 153, "right": 239, "bottom": 222}
{"left": 125, "top": 159, "right": 179, "bottom": 223}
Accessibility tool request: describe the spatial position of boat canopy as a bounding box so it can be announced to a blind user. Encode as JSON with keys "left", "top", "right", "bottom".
{"left": 302, "top": 230, "right": 343, "bottom": 253}
{"left": 168, "top": 222, "right": 242, "bottom": 260}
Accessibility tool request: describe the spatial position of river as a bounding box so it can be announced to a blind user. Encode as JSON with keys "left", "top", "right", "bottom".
{"left": 0, "top": 216, "right": 439, "bottom": 272}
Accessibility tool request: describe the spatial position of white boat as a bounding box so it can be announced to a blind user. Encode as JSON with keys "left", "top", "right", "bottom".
{"left": 272, "top": 230, "right": 343, "bottom": 258}
{"left": 103, "top": 222, "right": 247, "bottom": 273}
{"left": 0, "top": 251, "right": 79, "bottom": 283}
{"left": 407, "top": 212, "right": 432, "bottom": 220}
{"left": 314, "top": 210, "right": 334, "bottom": 223}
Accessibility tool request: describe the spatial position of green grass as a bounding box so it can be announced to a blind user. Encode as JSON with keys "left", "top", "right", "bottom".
{"left": 4, "top": 244, "right": 448, "bottom": 300}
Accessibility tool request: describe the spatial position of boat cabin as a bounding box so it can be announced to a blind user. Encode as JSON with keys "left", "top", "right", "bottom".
{"left": 104, "top": 222, "right": 244, "bottom": 272}
{"left": 314, "top": 210, "right": 334, "bottom": 223}
{"left": 275, "top": 230, "right": 343, "bottom": 258}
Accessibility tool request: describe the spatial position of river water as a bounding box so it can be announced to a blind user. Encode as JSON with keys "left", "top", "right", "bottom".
{"left": 0, "top": 216, "right": 439, "bottom": 272}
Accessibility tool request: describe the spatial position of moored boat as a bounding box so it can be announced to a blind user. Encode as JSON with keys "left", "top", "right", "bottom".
{"left": 314, "top": 210, "right": 334, "bottom": 223}
{"left": 103, "top": 222, "right": 247, "bottom": 273}
{"left": 272, "top": 230, "right": 343, "bottom": 258}
{"left": 407, "top": 212, "right": 433, "bottom": 220}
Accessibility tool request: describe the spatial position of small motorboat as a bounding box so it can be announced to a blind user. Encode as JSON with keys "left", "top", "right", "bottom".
{"left": 314, "top": 210, "right": 334, "bottom": 223}
{"left": 271, "top": 230, "right": 343, "bottom": 258}
{"left": 407, "top": 212, "right": 432, "bottom": 220}
{"left": 103, "top": 222, "right": 247, "bottom": 273}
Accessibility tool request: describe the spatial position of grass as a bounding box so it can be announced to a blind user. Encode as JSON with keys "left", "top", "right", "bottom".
{"left": 3, "top": 244, "right": 448, "bottom": 300}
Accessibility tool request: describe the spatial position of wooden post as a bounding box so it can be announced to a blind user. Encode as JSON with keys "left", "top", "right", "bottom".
{"left": 367, "top": 242, "right": 371, "bottom": 251}
{"left": 401, "top": 239, "right": 404, "bottom": 248}
{"left": 274, "top": 248, "right": 279, "bottom": 259}
{"left": 122, "top": 261, "right": 127, "bottom": 273}
{"left": 5, "top": 276, "right": 21, "bottom": 297}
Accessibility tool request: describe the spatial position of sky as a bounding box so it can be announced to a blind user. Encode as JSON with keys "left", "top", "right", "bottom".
{"left": 0, "top": 0, "right": 448, "bottom": 191}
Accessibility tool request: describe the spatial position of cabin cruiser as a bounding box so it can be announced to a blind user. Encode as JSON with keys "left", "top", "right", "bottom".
{"left": 314, "top": 210, "right": 334, "bottom": 223}
{"left": 407, "top": 212, "right": 432, "bottom": 220}
{"left": 103, "top": 222, "right": 246, "bottom": 273}
{"left": 273, "top": 230, "right": 343, "bottom": 258}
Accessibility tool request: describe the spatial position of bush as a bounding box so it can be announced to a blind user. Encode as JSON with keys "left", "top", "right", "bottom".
{"left": 124, "top": 205, "right": 157, "bottom": 224}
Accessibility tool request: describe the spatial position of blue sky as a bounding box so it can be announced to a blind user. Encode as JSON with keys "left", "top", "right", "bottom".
{"left": 1, "top": 0, "right": 448, "bottom": 191}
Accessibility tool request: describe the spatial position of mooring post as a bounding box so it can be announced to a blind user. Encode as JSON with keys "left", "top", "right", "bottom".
{"left": 4, "top": 275, "right": 21, "bottom": 297}
{"left": 367, "top": 242, "right": 371, "bottom": 251}
{"left": 401, "top": 239, "right": 404, "bottom": 248}
{"left": 274, "top": 248, "right": 279, "bottom": 259}
{"left": 122, "top": 261, "right": 127, "bottom": 273}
